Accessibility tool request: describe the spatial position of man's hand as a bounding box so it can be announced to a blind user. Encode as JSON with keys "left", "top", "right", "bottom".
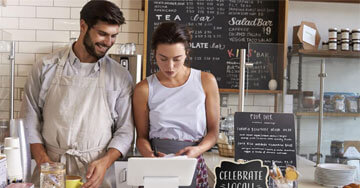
{"left": 30, "top": 143, "right": 53, "bottom": 166}
{"left": 82, "top": 148, "right": 121, "bottom": 188}
{"left": 82, "top": 158, "right": 109, "bottom": 188}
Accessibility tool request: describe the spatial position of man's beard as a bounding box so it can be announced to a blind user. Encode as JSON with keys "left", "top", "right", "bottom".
{"left": 83, "top": 29, "right": 111, "bottom": 60}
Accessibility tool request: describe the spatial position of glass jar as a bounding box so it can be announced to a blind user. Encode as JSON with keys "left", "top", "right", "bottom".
{"left": 352, "top": 29, "right": 360, "bottom": 40}
{"left": 341, "top": 28, "right": 350, "bottom": 40}
{"left": 353, "top": 40, "right": 360, "bottom": 51}
{"left": 341, "top": 39, "right": 349, "bottom": 51}
{"left": 40, "top": 163, "right": 65, "bottom": 188}
{"left": 328, "top": 28, "right": 337, "bottom": 39}
{"left": 328, "top": 39, "right": 337, "bottom": 50}
{"left": 322, "top": 41, "right": 328, "bottom": 50}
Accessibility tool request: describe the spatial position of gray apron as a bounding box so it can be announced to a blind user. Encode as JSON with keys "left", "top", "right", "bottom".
{"left": 31, "top": 46, "right": 116, "bottom": 187}
{"left": 151, "top": 139, "right": 209, "bottom": 188}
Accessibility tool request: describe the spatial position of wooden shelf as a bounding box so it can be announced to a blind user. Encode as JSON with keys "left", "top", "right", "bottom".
{"left": 220, "top": 89, "right": 282, "bottom": 94}
{"left": 296, "top": 112, "right": 360, "bottom": 117}
{"left": 290, "top": 49, "right": 360, "bottom": 58}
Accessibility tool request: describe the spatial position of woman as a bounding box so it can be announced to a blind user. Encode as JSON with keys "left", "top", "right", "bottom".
{"left": 133, "top": 22, "right": 220, "bottom": 188}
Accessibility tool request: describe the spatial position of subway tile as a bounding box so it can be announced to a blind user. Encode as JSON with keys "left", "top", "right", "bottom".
{"left": 15, "top": 76, "right": 27, "bottom": 88}
{"left": 0, "top": 111, "right": 10, "bottom": 119}
{"left": 37, "top": 30, "right": 70, "bottom": 42}
{"left": 15, "top": 53, "right": 35, "bottom": 65}
{"left": 115, "top": 32, "right": 138, "bottom": 44}
{"left": 19, "top": 42, "right": 52, "bottom": 53}
{"left": 54, "top": 19, "right": 80, "bottom": 31}
{"left": 14, "top": 100, "right": 22, "bottom": 112}
{"left": 35, "top": 53, "right": 50, "bottom": 63}
{"left": 254, "top": 94, "right": 275, "bottom": 106}
{"left": 0, "top": 65, "right": 10, "bottom": 76}
{"left": 37, "top": 7, "right": 70, "bottom": 19}
{"left": 70, "top": 8, "right": 81, "bottom": 19}
{"left": 19, "top": 18, "right": 52, "bottom": 30}
{"left": 70, "top": 31, "right": 80, "bottom": 40}
{"left": 0, "top": 77, "right": 10, "bottom": 87}
{"left": 0, "top": 41, "right": 11, "bottom": 54}
{"left": 5, "top": 0, "right": 19, "bottom": 6}
{"left": 0, "top": 18, "right": 18, "bottom": 29}
{"left": 2, "top": 31, "right": 12, "bottom": 41}
{"left": 0, "top": 100, "right": 9, "bottom": 111}
{"left": 53, "top": 0, "right": 87, "bottom": 7}
{"left": 0, "top": 88, "right": 10, "bottom": 100}
{"left": 17, "top": 65, "right": 32, "bottom": 76}
{"left": 135, "top": 44, "right": 142, "bottom": 55}
{"left": 138, "top": 33, "right": 143, "bottom": 44}
{"left": 110, "top": 0, "right": 122, "bottom": 8}
{"left": 121, "top": 21, "right": 143, "bottom": 32}
{"left": 139, "top": 10, "right": 144, "bottom": 21}
{"left": 122, "top": 0, "right": 142, "bottom": 9}
{"left": 0, "top": 54, "right": 10, "bottom": 64}
{"left": 244, "top": 106, "right": 270, "bottom": 113}
{"left": 3, "top": 29, "right": 35, "bottom": 41}
{"left": 52, "top": 43, "right": 68, "bottom": 51}
{"left": 19, "top": 0, "right": 53, "bottom": 6}
{"left": 107, "top": 45, "right": 117, "bottom": 54}
{"left": 122, "top": 9, "right": 138, "bottom": 21}
{"left": 2, "top": 6, "right": 35, "bottom": 17}
{"left": 228, "top": 94, "right": 238, "bottom": 105}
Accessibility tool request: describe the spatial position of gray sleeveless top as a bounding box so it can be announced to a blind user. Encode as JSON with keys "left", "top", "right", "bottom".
{"left": 147, "top": 68, "right": 206, "bottom": 141}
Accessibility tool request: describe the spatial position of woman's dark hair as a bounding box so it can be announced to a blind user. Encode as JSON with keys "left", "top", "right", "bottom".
{"left": 151, "top": 22, "right": 192, "bottom": 66}
{"left": 80, "top": 0, "right": 125, "bottom": 28}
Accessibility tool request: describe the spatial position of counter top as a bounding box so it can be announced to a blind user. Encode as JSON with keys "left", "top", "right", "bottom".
{"left": 203, "top": 151, "right": 324, "bottom": 188}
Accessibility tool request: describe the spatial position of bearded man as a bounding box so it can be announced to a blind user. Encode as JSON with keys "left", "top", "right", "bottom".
{"left": 21, "top": 1, "right": 134, "bottom": 187}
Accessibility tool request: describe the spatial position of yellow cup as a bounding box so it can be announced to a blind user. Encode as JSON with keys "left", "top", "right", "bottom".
{"left": 66, "top": 175, "right": 83, "bottom": 188}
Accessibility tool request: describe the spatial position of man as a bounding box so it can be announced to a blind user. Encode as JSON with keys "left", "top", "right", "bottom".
{"left": 20, "top": 1, "right": 134, "bottom": 187}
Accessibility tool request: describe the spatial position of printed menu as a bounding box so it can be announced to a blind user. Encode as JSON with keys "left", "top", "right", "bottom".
{"left": 234, "top": 112, "right": 296, "bottom": 170}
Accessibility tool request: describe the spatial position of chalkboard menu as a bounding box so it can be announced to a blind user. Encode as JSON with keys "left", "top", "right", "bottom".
{"left": 144, "top": 0, "right": 287, "bottom": 91}
{"left": 234, "top": 112, "right": 296, "bottom": 171}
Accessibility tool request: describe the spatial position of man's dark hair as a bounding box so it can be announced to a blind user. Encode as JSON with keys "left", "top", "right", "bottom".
{"left": 80, "top": 0, "right": 125, "bottom": 28}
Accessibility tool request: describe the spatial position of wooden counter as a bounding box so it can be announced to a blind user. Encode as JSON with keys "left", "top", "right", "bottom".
{"left": 203, "top": 151, "right": 324, "bottom": 188}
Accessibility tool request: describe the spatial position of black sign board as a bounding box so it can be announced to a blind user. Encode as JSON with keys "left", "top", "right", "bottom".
{"left": 234, "top": 112, "right": 296, "bottom": 172}
{"left": 144, "top": 0, "right": 286, "bottom": 91}
{"left": 215, "top": 160, "right": 269, "bottom": 188}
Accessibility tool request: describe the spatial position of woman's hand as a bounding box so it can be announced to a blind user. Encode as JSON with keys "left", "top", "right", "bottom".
{"left": 176, "top": 146, "right": 203, "bottom": 158}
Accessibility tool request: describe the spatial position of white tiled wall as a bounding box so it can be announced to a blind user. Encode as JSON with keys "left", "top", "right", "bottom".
{"left": 220, "top": 93, "right": 280, "bottom": 118}
{"left": 0, "top": 0, "right": 145, "bottom": 118}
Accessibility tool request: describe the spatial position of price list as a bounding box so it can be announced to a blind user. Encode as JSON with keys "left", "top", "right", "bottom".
{"left": 146, "top": 0, "right": 281, "bottom": 90}
{"left": 235, "top": 112, "right": 297, "bottom": 171}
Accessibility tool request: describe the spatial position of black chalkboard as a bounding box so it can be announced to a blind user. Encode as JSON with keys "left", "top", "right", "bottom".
{"left": 143, "top": 0, "right": 287, "bottom": 91}
{"left": 215, "top": 160, "right": 269, "bottom": 188}
{"left": 234, "top": 112, "right": 296, "bottom": 172}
